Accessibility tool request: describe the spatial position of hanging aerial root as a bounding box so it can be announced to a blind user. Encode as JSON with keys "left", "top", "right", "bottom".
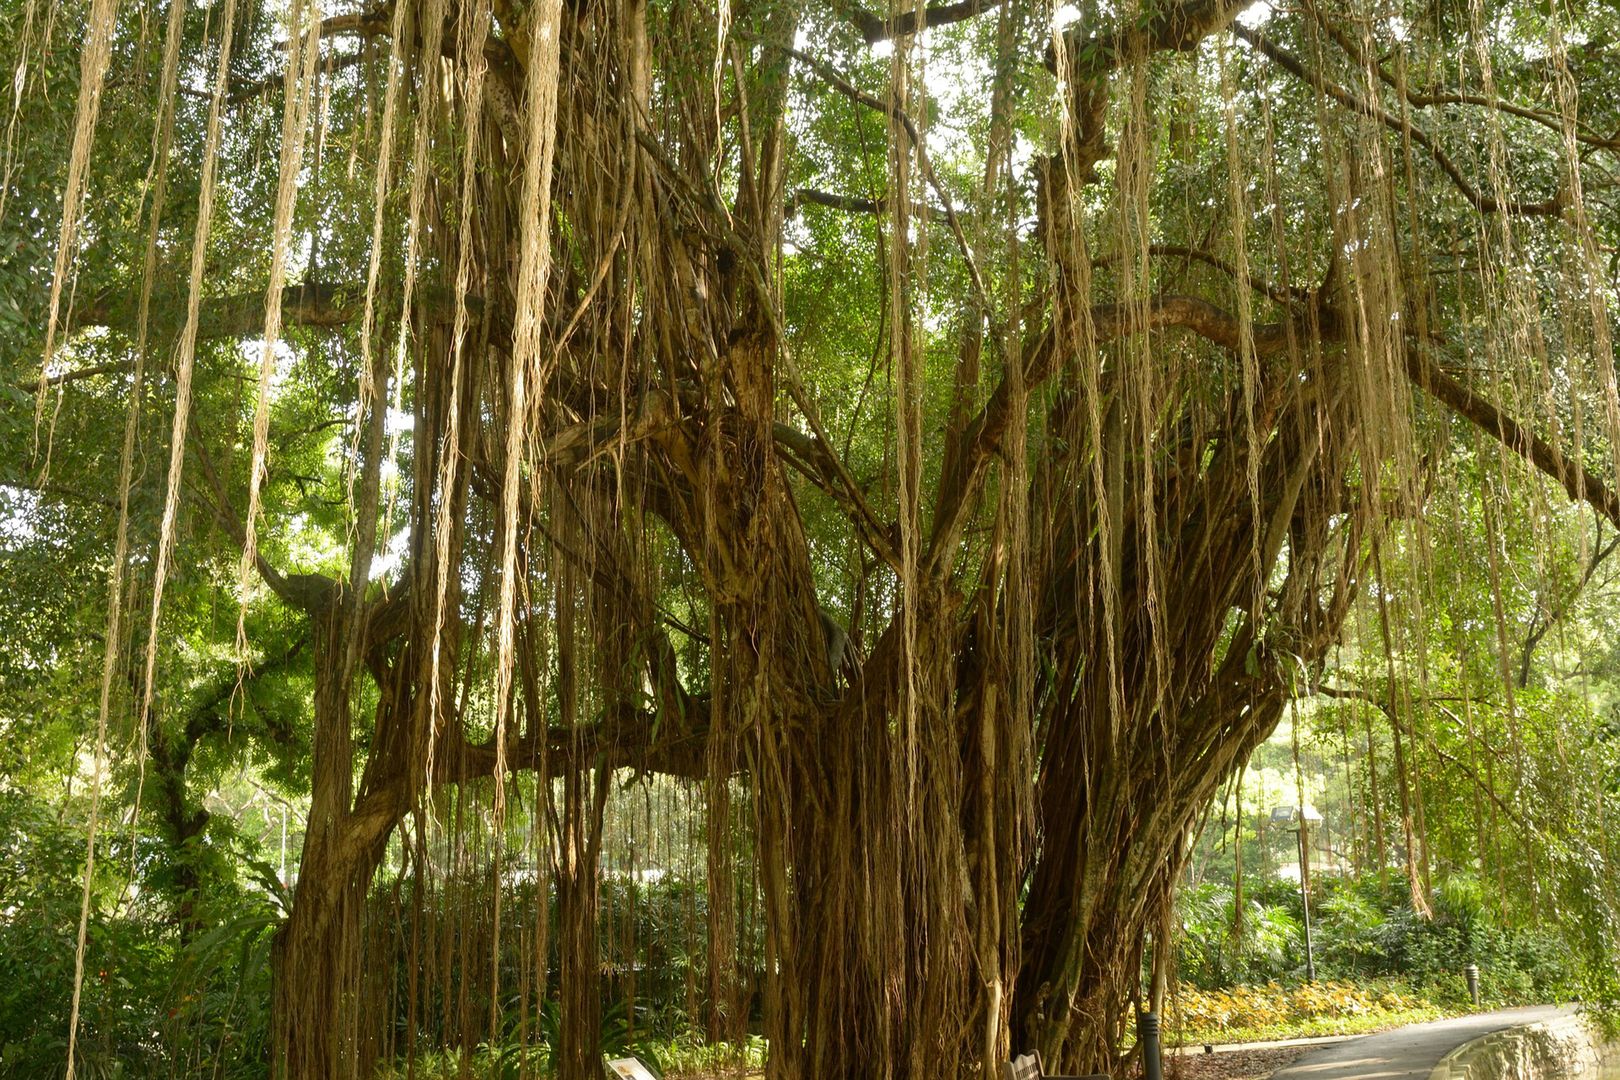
{"left": 494, "top": 0, "right": 562, "bottom": 788}
{"left": 238, "top": 0, "right": 323, "bottom": 658}
{"left": 34, "top": 0, "right": 121, "bottom": 471}
{"left": 1216, "top": 39, "right": 1264, "bottom": 605}
{"left": 351, "top": 0, "right": 413, "bottom": 512}
{"left": 423, "top": 0, "right": 492, "bottom": 795}
{"left": 380, "top": 0, "right": 449, "bottom": 537}
{"left": 65, "top": 0, "right": 230, "bottom": 1072}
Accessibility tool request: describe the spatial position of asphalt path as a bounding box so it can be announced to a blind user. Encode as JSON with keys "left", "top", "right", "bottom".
{"left": 1267, "top": 1005, "right": 1577, "bottom": 1080}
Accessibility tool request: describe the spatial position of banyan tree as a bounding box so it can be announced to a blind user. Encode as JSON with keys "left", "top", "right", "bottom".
{"left": 5, "top": 0, "right": 1617, "bottom": 1073}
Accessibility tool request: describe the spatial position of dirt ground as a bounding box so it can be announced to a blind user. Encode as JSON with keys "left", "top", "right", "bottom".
{"left": 1162, "top": 1044, "right": 1312, "bottom": 1080}
{"left": 704, "top": 1044, "right": 1314, "bottom": 1080}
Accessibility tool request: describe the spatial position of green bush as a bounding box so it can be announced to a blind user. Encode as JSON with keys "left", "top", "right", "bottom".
{"left": 1167, "top": 980, "right": 1447, "bottom": 1044}
{"left": 1175, "top": 871, "right": 1579, "bottom": 1007}
{"left": 0, "top": 790, "right": 280, "bottom": 1080}
{"left": 0, "top": 791, "right": 171, "bottom": 1079}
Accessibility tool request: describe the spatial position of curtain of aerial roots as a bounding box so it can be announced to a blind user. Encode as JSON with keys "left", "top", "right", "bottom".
{"left": 54, "top": 0, "right": 138, "bottom": 1071}
{"left": 54, "top": 0, "right": 235, "bottom": 1069}
{"left": 1015, "top": 0, "right": 1449, "bottom": 1062}
{"left": 1350, "top": 0, "right": 1620, "bottom": 924}
{"left": 47, "top": 0, "right": 1620, "bottom": 1074}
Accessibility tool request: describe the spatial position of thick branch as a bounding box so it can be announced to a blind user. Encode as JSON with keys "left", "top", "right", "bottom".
{"left": 436, "top": 703, "right": 712, "bottom": 784}
{"left": 1404, "top": 344, "right": 1620, "bottom": 528}
{"left": 73, "top": 281, "right": 366, "bottom": 340}
{"left": 845, "top": 0, "right": 1008, "bottom": 45}
{"left": 790, "top": 186, "right": 957, "bottom": 226}
{"left": 1054, "top": 0, "right": 1256, "bottom": 77}
{"left": 309, "top": 4, "right": 393, "bottom": 39}
{"left": 62, "top": 279, "right": 488, "bottom": 352}
{"left": 1091, "top": 244, "right": 1306, "bottom": 307}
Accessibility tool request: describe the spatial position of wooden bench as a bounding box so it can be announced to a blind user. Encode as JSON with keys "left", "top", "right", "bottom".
{"left": 1003, "top": 1051, "right": 1111, "bottom": 1080}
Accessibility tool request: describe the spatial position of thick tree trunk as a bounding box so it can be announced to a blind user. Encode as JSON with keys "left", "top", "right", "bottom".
{"left": 1012, "top": 688, "right": 1289, "bottom": 1071}
{"left": 272, "top": 827, "right": 390, "bottom": 1080}
{"left": 273, "top": 606, "right": 360, "bottom": 1079}
{"left": 555, "top": 764, "right": 609, "bottom": 1080}
{"left": 272, "top": 600, "right": 414, "bottom": 1080}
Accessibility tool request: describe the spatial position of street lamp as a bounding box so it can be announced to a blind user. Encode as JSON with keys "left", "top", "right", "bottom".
{"left": 1270, "top": 804, "right": 1325, "bottom": 982}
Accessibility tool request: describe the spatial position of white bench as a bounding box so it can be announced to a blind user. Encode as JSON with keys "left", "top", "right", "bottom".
{"left": 1003, "top": 1050, "right": 1111, "bottom": 1080}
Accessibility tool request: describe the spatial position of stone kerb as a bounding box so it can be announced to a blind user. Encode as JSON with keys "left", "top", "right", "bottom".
{"left": 1427, "top": 1012, "right": 1608, "bottom": 1080}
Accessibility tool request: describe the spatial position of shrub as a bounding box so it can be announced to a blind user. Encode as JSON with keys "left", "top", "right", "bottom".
{"left": 1166, "top": 980, "right": 1446, "bottom": 1044}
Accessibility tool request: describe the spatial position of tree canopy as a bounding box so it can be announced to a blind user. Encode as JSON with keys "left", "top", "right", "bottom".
{"left": 1, "top": 0, "right": 1618, "bottom": 1075}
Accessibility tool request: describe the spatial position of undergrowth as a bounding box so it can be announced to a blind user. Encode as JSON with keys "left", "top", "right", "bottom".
{"left": 1166, "top": 980, "right": 1452, "bottom": 1046}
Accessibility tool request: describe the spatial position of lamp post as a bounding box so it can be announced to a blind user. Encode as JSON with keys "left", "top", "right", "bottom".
{"left": 1270, "top": 804, "right": 1324, "bottom": 982}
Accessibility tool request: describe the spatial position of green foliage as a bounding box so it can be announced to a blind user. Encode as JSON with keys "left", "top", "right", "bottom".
{"left": 1177, "top": 873, "right": 1578, "bottom": 1010}
{"left": 2, "top": 0, "right": 1620, "bottom": 1070}
{"left": 163, "top": 907, "right": 279, "bottom": 1080}
{"left": 648, "top": 1033, "right": 767, "bottom": 1078}
{"left": 0, "top": 789, "right": 283, "bottom": 1079}
{"left": 1176, "top": 882, "right": 1300, "bottom": 987}
{"left": 0, "top": 791, "right": 170, "bottom": 1079}
{"left": 1168, "top": 980, "right": 1447, "bottom": 1045}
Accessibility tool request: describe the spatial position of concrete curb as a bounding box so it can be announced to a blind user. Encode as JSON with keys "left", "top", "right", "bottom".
{"left": 1169, "top": 1035, "right": 1349, "bottom": 1056}
{"left": 1427, "top": 1009, "right": 1605, "bottom": 1080}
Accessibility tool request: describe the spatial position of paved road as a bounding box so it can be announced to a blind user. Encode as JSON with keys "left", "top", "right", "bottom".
{"left": 1268, "top": 1005, "right": 1576, "bottom": 1080}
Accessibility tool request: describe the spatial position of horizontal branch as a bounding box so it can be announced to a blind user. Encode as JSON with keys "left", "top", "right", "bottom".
{"left": 1404, "top": 88, "right": 1620, "bottom": 151}
{"left": 436, "top": 703, "right": 712, "bottom": 785}
{"left": 72, "top": 281, "right": 366, "bottom": 341}
{"left": 227, "top": 50, "right": 367, "bottom": 106}
{"left": 1055, "top": 0, "right": 1257, "bottom": 78}
{"left": 306, "top": 3, "right": 393, "bottom": 42}
{"left": 929, "top": 284, "right": 1620, "bottom": 598}
{"left": 1091, "top": 244, "right": 1306, "bottom": 307}
{"left": 62, "top": 279, "right": 493, "bottom": 358}
{"left": 845, "top": 0, "right": 1008, "bottom": 45}
{"left": 0, "top": 471, "right": 119, "bottom": 510}
{"left": 790, "top": 186, "right": 957, "bottom": 225}
{"left": 781, "top": 44, "right": 987, "bottom": 304}
{"left": 1089, "top": 294, "right": 1304, "bottom": 355}
{"left": 1306, "top": 10, "right": 1620, "bottom": 153}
